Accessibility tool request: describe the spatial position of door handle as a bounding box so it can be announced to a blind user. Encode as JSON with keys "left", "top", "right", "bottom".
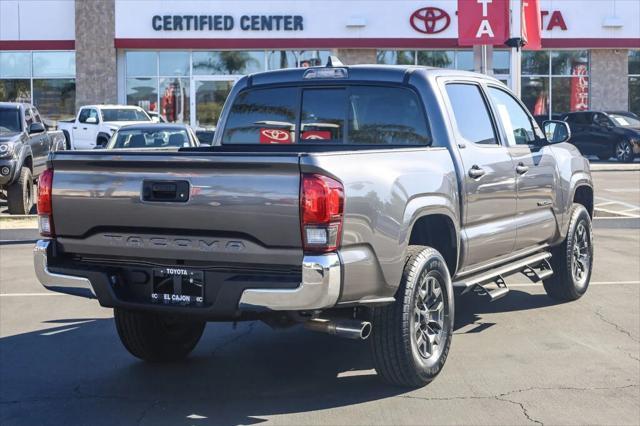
{"left": 82, "top": 127, "right": 87, "bottom": 130}
{"left": 468, "top": 165, "right": 486, "bottom": 179}
{"left": 516, "top": 163, "right": 529, "bottom": 175}
{"left": 72, "top": 127, "right": 77, "bottom": 129}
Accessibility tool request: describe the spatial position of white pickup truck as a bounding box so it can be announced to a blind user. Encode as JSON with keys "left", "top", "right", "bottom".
{"left": 58, "top": 105, "right": 152, "bottom": 150}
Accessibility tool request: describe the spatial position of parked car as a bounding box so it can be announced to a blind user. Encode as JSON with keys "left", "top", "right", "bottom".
{"left": 58, "top": 105, "right": 152, "bottom": 150}
{"left": 105, "top": 124, "right": 199, "bottom": 150}
{"left": 0, "top": 102, "right": 66, "bottom": 214}
{"left": 563, "top": 111, "right": 640, "bottom": 162}
{"left": 195, "top": 128, "right": 215, "bottom": 146}
{"left": 34, "top": 63, "right": 594, "bottom": 387}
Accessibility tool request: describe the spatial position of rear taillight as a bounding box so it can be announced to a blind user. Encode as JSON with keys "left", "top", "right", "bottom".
{"left": 300, "top": 173, "right": 344, "bottom": 252}
{"left": 37, "top": 168, "right": 54, "bottom": 237}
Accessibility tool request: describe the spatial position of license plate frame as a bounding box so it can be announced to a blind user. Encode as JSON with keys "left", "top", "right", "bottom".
{"left": 150, "top": 268, "right": 204, "bottom": 307}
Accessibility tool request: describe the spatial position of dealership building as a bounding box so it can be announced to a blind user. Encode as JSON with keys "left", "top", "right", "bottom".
{"left": 1, "top": 0, "right": 639, "bottom": 127}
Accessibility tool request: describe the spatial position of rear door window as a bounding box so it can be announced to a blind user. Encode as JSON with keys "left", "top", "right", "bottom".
{"left": 445, "top": 83, "right": 497, "bottom": 145}
{"left": 221, "top": 85, "right": 431, "bottom": 145}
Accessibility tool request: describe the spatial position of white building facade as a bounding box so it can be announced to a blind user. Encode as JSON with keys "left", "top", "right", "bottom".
{"left": 1, "top": 0, "right": 639, "bottom": 125}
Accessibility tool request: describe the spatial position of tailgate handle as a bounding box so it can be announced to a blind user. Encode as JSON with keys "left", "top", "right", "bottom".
{"left": 142, "top": 180, "right": 190, "bottom": 202}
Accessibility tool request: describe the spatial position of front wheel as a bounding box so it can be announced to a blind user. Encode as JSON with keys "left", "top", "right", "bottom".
{"left": 6, "top": 167, "right": 33, "bottom": 215}
{"left": 543, "top": 204, "right": 593, "bottom": 301}
{"left": 615, "top": 140, "right": 634, "bottom": 163}
{"left": 114, "top": 308, "right": 205, "bottom": 362}
{"left": 370, "top": 246, "right": 454, "bottom": 387}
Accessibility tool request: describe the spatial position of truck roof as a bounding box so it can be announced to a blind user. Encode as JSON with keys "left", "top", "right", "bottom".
{"left": 248, "top": 64, "right": 500, "bottom": 87}
{"left": 0, "top": 102, "right": 33, "bottom": 110}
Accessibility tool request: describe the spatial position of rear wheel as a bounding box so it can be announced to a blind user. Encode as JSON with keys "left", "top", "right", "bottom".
{"left": 615, "top": 140, "right": 634, "bottom": 163}
{"left": 370, "top": 246, "right": 454, "bottom": 387}
{"left": 114, "top": 308, "right": 205, "bottom": 362}
{"left": 543, "top": 204, "right": 593, "bottom": 301}
{"left": 6, "top": 167, "right": 33, "bottom": 215}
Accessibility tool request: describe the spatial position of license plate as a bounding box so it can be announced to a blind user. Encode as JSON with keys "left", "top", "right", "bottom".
{"left": 151, "top": 268, "right": 204, "bottom": 306}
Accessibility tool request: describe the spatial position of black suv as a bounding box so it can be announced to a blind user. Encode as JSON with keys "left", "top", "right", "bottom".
{"left": 563, "top": 111, "right": 640, "bottom": 162}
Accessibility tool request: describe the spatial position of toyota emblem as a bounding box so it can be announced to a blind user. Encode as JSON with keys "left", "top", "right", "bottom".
{"left": 410, "top": 7, "right": 451, "bottom": 34}
{"left": 261, "top": 129, "right": 289, "bottom": 141}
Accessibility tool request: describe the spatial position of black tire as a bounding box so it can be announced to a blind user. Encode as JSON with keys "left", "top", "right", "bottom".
{"left": 370, "top": 246, "right": 454, "bottom": 387}
{"left": 114, "top": 308, "right": 205, "bottom": 362}
{"left": 543, "top": 204, "right": 593, "bottom": 302}
{"left": 615, "top": 140, "right": 634, "bottom": 163}
{"left": 6, "top": 167, "right": 33, "bottom": 215}
{"left": 97, "top": 137, "right": 109, "bottom": 148}
{"left": 62, "top": 131, "right": 71, "bottom": 150}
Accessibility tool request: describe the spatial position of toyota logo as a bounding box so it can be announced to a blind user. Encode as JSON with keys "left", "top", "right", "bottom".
{"left": 410, "top": 7, "right": 451, "bottom": 34}
{"left": 261, "top": 129, "right": 289, "bottom": 141}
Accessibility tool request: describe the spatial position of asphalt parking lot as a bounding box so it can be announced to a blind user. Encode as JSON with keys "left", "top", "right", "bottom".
{"left": 0, "top": 168, "right": 639, "bottom": 426}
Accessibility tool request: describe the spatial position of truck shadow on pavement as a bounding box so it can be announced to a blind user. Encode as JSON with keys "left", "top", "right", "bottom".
{"left": 0, "top": 290, "right": 560, "bottom": 425}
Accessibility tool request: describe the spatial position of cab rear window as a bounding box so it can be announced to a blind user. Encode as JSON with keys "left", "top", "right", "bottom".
{"left": 221, "top": 86, "right": 431, "bottom": 146}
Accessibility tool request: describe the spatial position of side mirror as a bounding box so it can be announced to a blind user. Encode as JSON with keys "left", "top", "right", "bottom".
{"left": 543, "top": 120, "right": 571, "bottom": 144}
{"left": 86, "top": 117, "right": 98, "bottom": 124}
{"left": 28, "top": 122, "right": 46, "bottom": 134}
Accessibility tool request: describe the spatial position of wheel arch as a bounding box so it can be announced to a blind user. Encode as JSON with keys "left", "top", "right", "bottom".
{"left": 408, "top": 213, "right": 459, "bottom": 276}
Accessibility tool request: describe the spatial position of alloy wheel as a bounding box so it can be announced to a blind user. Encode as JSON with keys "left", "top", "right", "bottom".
{"left": 616, "top": 141, "right": 632, "bottom": 162}
{"left": 413, "top": 274, "right": 445, "bottom": 359}
{"left": 571, "top": 222, "right": 590, "bottom": 287}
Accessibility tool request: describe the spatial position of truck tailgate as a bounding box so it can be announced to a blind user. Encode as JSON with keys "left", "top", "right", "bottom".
{"left": 50, "top": 152, "right": 302, "bottom": 266}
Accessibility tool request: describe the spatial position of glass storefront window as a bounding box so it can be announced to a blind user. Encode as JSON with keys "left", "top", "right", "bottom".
{"left": 377, "top": 51, "right": 415, "bottom": 65}
{"left": 417, "top": 51, "right": 454, "bottom": 68}
{"left": 33, "top": 79, "right": 76, "bottom": 120}
{"left": 629, "top": 77, "right": 640, "bottom": 116}
{"left": 126, "top": 51, "right": 157, "bottom": 77}
{"left": 195, "top": 80, "right": 236, "bottom": 128}
{"left": 267, "top": 50, "right": 298, "bottom": 69}
{"left": 193, "top": 51, "right": 264, "bottom": 75}
{"left": 521, "top": 77, "right": 549, "bottom": 117}
{"left": 126, "top": 77, "right": 158, "bottom": 112}
{"left": 0, "top": 52, "right": 31, "bottom": 78}
{"left": 552, "top": 76, "right": 589, "bottom": 114}
{"left": 521, "top": 50, "right": 589, "bottom": 117}
{"left": 551, "top": 50, "right": 589, "bottom": 75}
{"left": 0, "top": 79, "right": 31, "bottom": 103}
{"left": 629, "top": 51, "right": 640, "bottom": 116}
{"left": 33, "top": 52, "right": 75, "bottom": 78}
{"left": 493, "top": 50, "right": 510, "bottom": 75}
{"left": 522, "top": 51, "right": 550, "bottom": 75}
{"left": 159, "top": 77, "right": 189, "bottom": 123}
{"left": 159, "top": 52, "right": 190, "bottom": 76}
{"left": 456, "top": 51, "right": 474, "bottom": 71}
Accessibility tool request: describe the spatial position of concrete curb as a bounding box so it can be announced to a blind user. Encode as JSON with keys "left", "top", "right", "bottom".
{"left": 590, "top": 163, "right": 640, "bottom": 172}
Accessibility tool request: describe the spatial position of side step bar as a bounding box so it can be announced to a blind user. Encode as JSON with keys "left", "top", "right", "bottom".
{"left": 453, "top": 252, "right": 553, "bottom": 302}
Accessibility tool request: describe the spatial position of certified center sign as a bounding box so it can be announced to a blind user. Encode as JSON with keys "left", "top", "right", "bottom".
{"left": 409, "top": 7, "right": 451, "bottom": 34}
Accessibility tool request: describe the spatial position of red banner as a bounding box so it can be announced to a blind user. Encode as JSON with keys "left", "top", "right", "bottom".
{"left": 522, "top": 0, "right": 542, "bottom": 50}
{"left": 457, "top": 0, "right": 510, "bottom": 46}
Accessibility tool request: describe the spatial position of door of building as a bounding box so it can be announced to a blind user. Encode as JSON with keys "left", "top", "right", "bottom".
{"left": 190, "top": 76, "right": 241, "bottom": 130}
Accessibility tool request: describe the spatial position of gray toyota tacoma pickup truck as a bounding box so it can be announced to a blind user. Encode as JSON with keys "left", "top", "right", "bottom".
{"left": 1, "top": 102, "right": 66, "bottom": 214}
{"left": 33, "top": 62, "right": 594, "bottom": 387}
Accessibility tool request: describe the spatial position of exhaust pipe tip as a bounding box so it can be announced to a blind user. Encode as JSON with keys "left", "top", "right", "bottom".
{"left": 305, "top": 318, "right": 372, "bottom": 340}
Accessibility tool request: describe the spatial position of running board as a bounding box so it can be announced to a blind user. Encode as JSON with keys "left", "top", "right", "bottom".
{"left": 453, "top": 252, "right": 553, "bottom": 302}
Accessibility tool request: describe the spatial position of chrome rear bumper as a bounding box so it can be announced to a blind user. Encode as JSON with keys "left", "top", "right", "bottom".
{"left": 33, "top": 239, "right": 341, "bottom": 310}
{"left": 33, "top": 240, "right": 95, "bottom": 298}
{"left": 238, "top": 253, "right": 341, "bottom": 311}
